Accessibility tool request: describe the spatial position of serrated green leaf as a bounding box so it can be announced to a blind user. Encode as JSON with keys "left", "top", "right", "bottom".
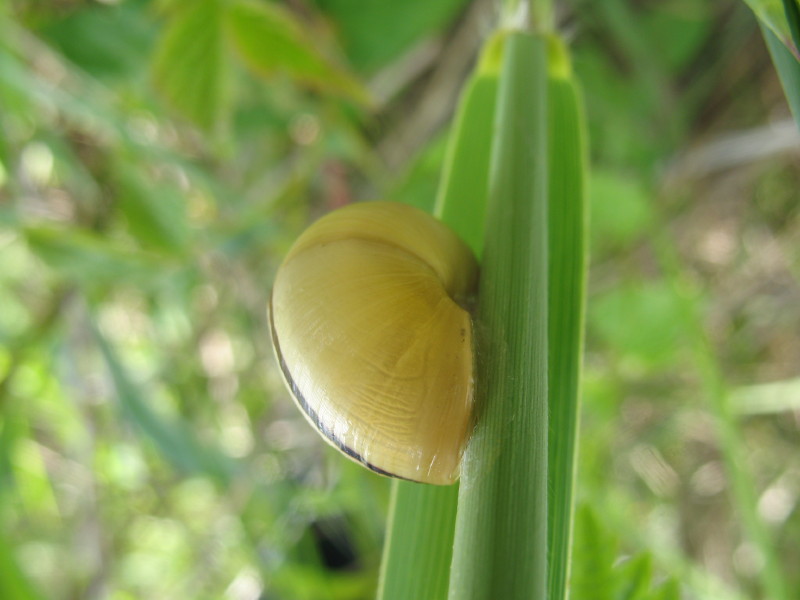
{"left": 151, "top": 0, "right": 225, "bottom": 131}
{"left": 226, "top": 0, "right": 369, "bottom": 105}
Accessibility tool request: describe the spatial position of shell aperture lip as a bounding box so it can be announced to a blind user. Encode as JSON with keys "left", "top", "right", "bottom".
{"left": 268, "top": 293, "right": 412, "bottom": 481}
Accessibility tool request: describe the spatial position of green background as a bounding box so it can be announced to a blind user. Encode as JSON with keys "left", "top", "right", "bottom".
{"left": 1, "top": 1, "right": 799, "bottom": 598}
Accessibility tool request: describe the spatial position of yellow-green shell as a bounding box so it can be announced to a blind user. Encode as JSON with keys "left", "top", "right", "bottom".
{"left": 269, "top": 201, "right": 478, "bottom": 485}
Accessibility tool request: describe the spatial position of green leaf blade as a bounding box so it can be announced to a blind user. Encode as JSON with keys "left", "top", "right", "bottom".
{"left": 434, "top": 34, "right": 502, "bottom": 255}
{"left": 377, "top": 33, "right": 501, "bottom": 600}
{"left": 377, "top": 482, "right": 459, "bottom": 600}
{"left": 546, "top": 45, "right": 589, "bottom": 600}
{"left": 761, "top": 21, "right": 800, "bottom": 129}
{"left": 741, "top": 0, "right": 800, "bottom": 58}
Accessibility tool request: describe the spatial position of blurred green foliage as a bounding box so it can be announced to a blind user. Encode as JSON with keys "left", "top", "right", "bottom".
{"left": 1, "top": 0, "right": 799, "bottom": 599}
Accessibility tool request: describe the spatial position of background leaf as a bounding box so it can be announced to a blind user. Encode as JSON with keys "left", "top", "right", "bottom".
{"left": 761, "top": 20, "right": 800, "bottom": 128}
{"left": 742, "top": 0, "right": 800, "bottom": 56}
{"left": 151, "top": 0, "right": 226, "bottom": 130}
{"left": 113, "top": 161, "right": 191, "bottom": 255}
{"left": 92, "top": 319, "right": 238, "bottom": 484}
{"left": 24, "top": 227, "right": 171, "bottom": 288}
{"left": 0, "top": 535, "right": 45, "bottom": 600}
{"left": 572, "top": 506, "right": 680, "bottom": 600}
{"left": 39, "top": 1, "right": 154, "bottom": 80}
{"left": 311, "top": 0, "right": 470, "bottom": 73}
{"left": 226, "top": 0, "right": 369, "bottom": 105}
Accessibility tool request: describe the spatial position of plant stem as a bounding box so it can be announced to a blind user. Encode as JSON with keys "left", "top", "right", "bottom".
{"left": 530, "top": 0, "right": 554, "bottom": 32}
{"left": 448, "top": 31, "right": 549, "bottom": 600}
{"left": 503, "top": 0, "right": 553, "bottom": 31}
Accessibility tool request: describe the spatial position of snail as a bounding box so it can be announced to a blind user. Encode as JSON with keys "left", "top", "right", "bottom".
{"left": 269, "top": 201, "right": 478, "bottom": 485}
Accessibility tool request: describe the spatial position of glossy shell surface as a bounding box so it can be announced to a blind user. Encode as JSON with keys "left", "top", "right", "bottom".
{"left": 270, "top": 201, "right": 478, "bottom": 484}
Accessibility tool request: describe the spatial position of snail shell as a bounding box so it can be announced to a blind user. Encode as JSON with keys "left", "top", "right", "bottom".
{"left": 269, "top": 201, "right": 478, "bottom": 484}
